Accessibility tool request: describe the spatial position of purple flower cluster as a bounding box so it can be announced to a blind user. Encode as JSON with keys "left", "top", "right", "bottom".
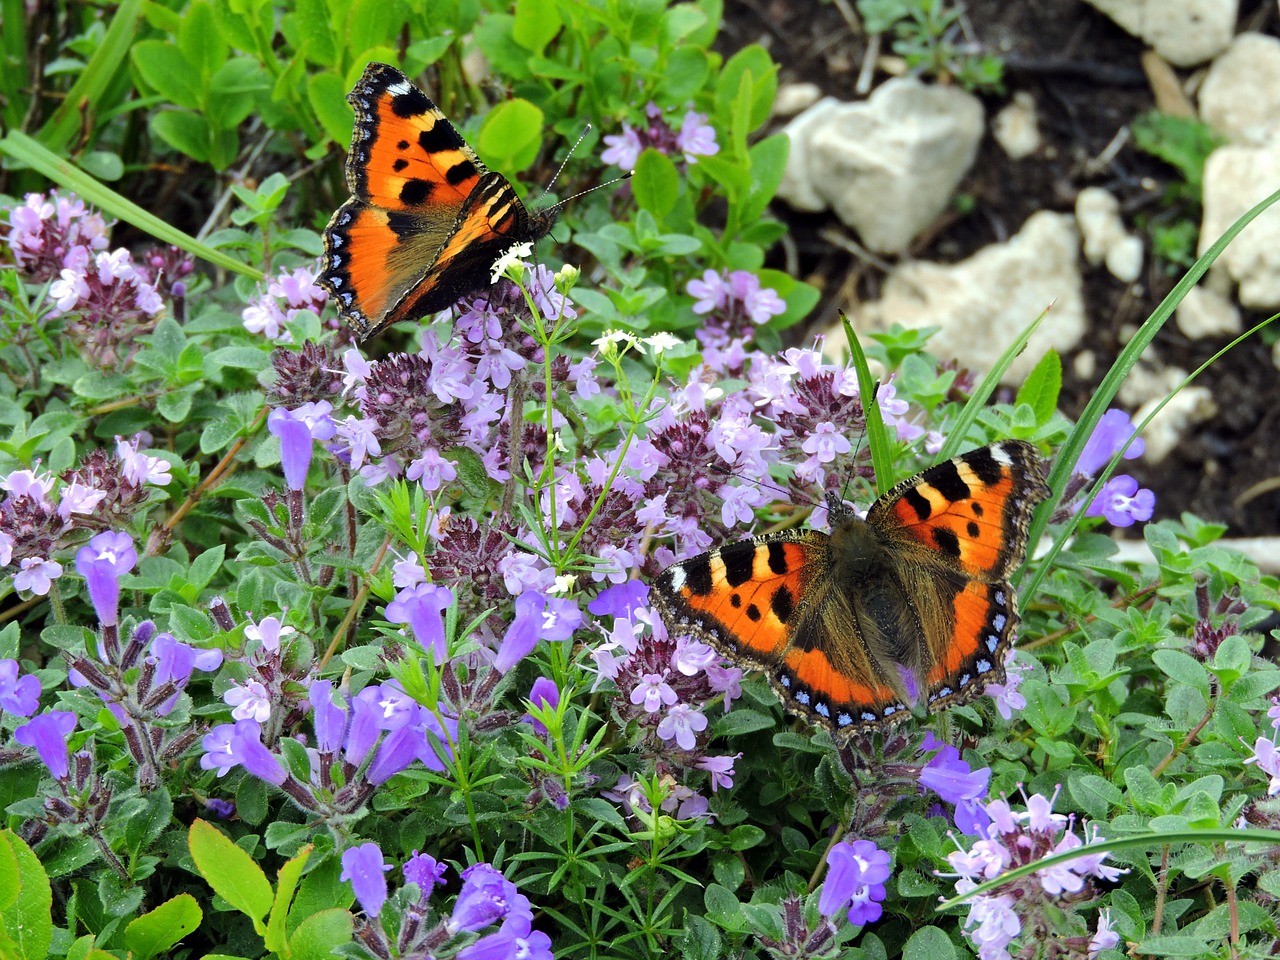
{"left": 201, "top": 678, "right": 457, "bottom": 816}
{"left": 242, "top": 265, "right": 331, "bottom": 342}
{"left": 1072, "top": 409, "right": 1155, "bottom": 528}
{"left": 4, "top": 189, "right": 109, "bottom": 281}
{"left": 590, "top": 582, "right": 741, "bottom": 816}
{"left": 339, "top": 843, "right": 552, "bottom": 960}
{"left": 947, "top": 790, "right": 1124, "bottom": 959}
{"left": 601, "top": 101, "right": 719, "bottom": 171}
{"left": 686, "top": 269, "right": 786, "bottom": 348}
{"left": 0, "top": 437, "right": 171, "bottom": 597}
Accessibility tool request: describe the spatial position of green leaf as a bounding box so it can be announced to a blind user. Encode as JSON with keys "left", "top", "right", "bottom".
{"left": 476, "top": 99, "right": 544, "bottom": 173}
{"left": 632, "top": 148, "right": 680, "bottom": 221}
{"left": 0, "top": 830, "right": 53, "bottom": 960}
{"left": 513, "top": 0, "right": 563, "bottom": 54}
{"left": 1152, "top": 649, "right": 1211, "bottom": 694}
{"left": 131, "top": 41, "right": 203, "bottom": 108}
{"left": 264, "top": 845, "right": 313, "bottom": 954}
{"left": 123, "top": 895, "right": 202, "bottom": 960}
{"left": 188, "top": 820, "right": 273, "bottom": 930}
{"left": 287, "top": 908, "right": 354, "bottom": 960}
{"left": 1015, "top": 350, "right": 1061, "bottom": 426}
{"left": 903, "top": 926, "right": 957, "bottom": 960}
{"left": 178, "top": 1, "right": 227, "bottom": 80}
{"left": 149, "top": 110, "right": 210, "bottom": 163}
{"left": 308, "top": 70, "right": 352, "bottom": 147}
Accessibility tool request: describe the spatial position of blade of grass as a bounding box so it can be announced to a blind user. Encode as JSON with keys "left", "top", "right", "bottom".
{"left": 1018, "top": 311, "right": 1276, "bottom": 601}
{"left": 839, "top": 312, "right": 894, "bottom": 493}
{"left": 1018, "top": 181, "right": 1280, "bottom": 583}
{"left": 37, "top": 0, "right": 144, "bottom": 151}
{"left": 0, "top": 130, "right": 262, "bottom": 280}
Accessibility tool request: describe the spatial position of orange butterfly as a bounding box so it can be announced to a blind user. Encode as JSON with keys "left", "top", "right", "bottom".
{"left": 320, "top": 63, "right": 558, "bottom": 340}
{"left": 650, "top": 441, "right": 1050, "bottom": 737}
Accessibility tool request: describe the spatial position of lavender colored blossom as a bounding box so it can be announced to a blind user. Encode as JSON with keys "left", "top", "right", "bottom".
{"left": 601, "top": 101, "right": 719, "bottom": 172}
{"left": 243, "top": 265, "right": 329, "bottom": 341}
{"left": 385, "top": 582, "right": 454, "bottom": 663}
{"left": 1244, "top": 736, "right": 1280, "bottom": 795}
{"left": 1090, "top": 910, "right": 1120, "bottom": 956}
{"left": 819, "top": 839, "right": 892, "bottom": 927}
{"left": 1077, "top": 409, "right": 1144, "bottom": 476}
{"left": 588, "top": 581, "right": 651, "bottom": 620}
{"left": 449, "top": 863, "right": 531, "bottom": 934}
{"left": 404, "top": 851, "right": 447, "bottom": 901}
{"left": 1085, "top": 475, "right": 1155, "bottom": 527}
{"left": 14, "top": 557, "right": 63, "bottom": 596}
{"left": 985, "top": 651, "right": 1030, "bottom": 720}
{"left": 244, "top": 615, "right": 295, "bottom": 654}
{"left": 268, "top": 401, "right": 337, "bottom": 491}
{"left": 225, "top": 679, "right": 272, "bottom": 723}
{"left": 524, "top": 677, "right": 560, "bottom": 736}
{"left": 919, "top": 739, "right": 992, "bottom": 835}
{"left": 4, "top": 190, "right": 109, "bottom": 281}
{"left": 148, "top": 631, "right": 223, "bottom": 715}
{"left": 340, "top": 842, "right": 392, "bottom": 918}
{"left": 14, "top": 710, "right": 78, "bottom": 779}
{"left": 199, "top": 719, "right": 286, "bottom": 784}
{"left": 696, "top": 753, "right": 740, "bottom": 792}
{"left": 493, "top": 592, "right": 583, "bottom": 673}
{"left": 116, "top": 434, "right": 172, "bottom": 486}
{"left": 308, "top": 680, "right": 347, "bottom": 754}
{"left": 458, "top": 929, "right": 554, "bottom": 960}
{"left": 656, "top": 702, "right": 707, "bottom": 751}
{"left": 75, "top": 530, "right": 137, "bottom": 626}
{"left": 0, "top": 660, "right": 40, "bottom": 716}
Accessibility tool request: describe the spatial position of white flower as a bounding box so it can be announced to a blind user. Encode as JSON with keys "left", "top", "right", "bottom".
{"left": 642, "top": 332, "right": 681, "bottom": 355}
{"left": 489, "top": 241, "right": 534, "bottom": 283}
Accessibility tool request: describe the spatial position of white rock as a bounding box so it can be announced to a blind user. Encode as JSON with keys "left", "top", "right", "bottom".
{"left": 1175, "top": 285, "right": 1242, "bottom": 339}
{"left": 1075, "top": 187, "right": 1143, "bottom": 282}
{"left": 1134, "top": 386, "right": 1217, "bottom": 463}
{"left": 992, "top": 92, "right": 1041, "bottom": 160}
{"left": 1198, "top": 33, "right": 1280, "bottom": 146}
{"left": 1117, "top": 362, "right": 1185, "bottom": 409}
{"left": 848, "top": 212, "right": 1085, "bottom": 383}
{"left": 1200, "top": 141, "right": 1280, "bottom": 308}
{"left": 1106, "top": 235, "right": 1144, "bottom": 283}
{"left": 773, "top": 82, "right": 823, "bottom": 118}
{"left": 1084, "top": 0, "right": 1236, "bottom": 66}
{"left": 776, "top": 78, "right": 985, "bottom": 253}
{"left": 776, "top": 97, "right": 841, "bottom": 212}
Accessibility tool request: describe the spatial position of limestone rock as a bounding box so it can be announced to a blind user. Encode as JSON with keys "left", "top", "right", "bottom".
{"left": 1198, "top": 33, "right": 1280, "bottom": 146}
{"left": 849, "top": 212, "right": 1085, "bottom": 383}
{"left": 1175, "top": 286, "right": 1242, "bottom": 339}
{"left": 1084, "top": 0, "right": 1236, "bottom": 67}
{"left": 1200, "top": 142, "right": 1280, "bottom": 308}
{"left": 1134, "top": 386, "right": 1217, "bottom": 463}
{"left": 992, "top": 92, "right": 1041, "bottom": 160}
{"left": 776, "top": 78, "right": 984, "bottom": 253}
{"left": 773, "top": 82, "right": 823, "bottom": 118}
{"left": 1075, "top": 187, "right": 1144, "bottom": 283}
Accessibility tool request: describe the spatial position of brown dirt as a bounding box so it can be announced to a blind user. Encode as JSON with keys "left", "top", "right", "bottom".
{"left": 725, "top": 0, "right": 1280, "bottom": 537}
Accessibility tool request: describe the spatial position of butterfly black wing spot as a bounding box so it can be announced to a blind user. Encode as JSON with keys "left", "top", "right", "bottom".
{"left": 399, "top": 179, "right": 433, "bottom": 205}
{"left": 396, "top": 139, "right": 410, "bottom": 150}
{"left": 721, "top": 547, "right": 755, "bottom": 588}
{"left": 903, "top": 486, "right": 932, "bottom": 521}
{"left": 730, "top": 594, "right": 742, "bottom": 608}
{"left": 392, "top": 158, "right": 409, "bottom": 172}
{"left": 966, "top": 521, "right": 981, "bottom": 538}
{"left": 417, "top": 122, "right": 461, "bottom": 154}
{"left": 767, "top": 541, "right": 789, "bottom": 574}
{"left": 446, "top": 160, "right": 478, "bottom": 186}
{"left": 771, "top": 584, "right": 795, "bottom": 623}
{"left": 932, "top": 527, "right": 962, "bottom": 558}
{"left": 971, "top": 502, "right": 985, "bottom": 517}
{"left": 390, "top": 85, "right": 432, "bottom": 118}
{"left": 929, "top": 460, "right": 972, "bottom": 503}
{"left": 965, "top": 446, "right": 1004, "bottom": 485}
{"left": 746, "top": 604, "right": 762, "bottom": 622}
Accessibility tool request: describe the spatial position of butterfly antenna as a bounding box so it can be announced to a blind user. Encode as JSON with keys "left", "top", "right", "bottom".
{"left": 840, "top": 379, "right": 880, "bottom": 506}
{"left": 541, "top": 123, "right": 636, "bottom": 212}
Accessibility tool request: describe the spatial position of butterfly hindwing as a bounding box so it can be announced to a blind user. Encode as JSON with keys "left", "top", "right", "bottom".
{"left": 651, "top": 440, "right": 1050, "bottom": 738}
{"left": 320, "top": 63, "right": 558, "bottom": 340}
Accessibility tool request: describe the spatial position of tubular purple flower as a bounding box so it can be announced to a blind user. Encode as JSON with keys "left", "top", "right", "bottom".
{"left": 458, "top": 929, "right": 554, "bottom": 960}
{"left": 1085, "top": 475, "right": 1155, "bottom": 527}
{"left": 449, "top": 863, "right": 522, "bottom": 934}
{"left": 523, "top": 677, "right": 560, "bottom": 735}
{"left": 199, "top": 719, "right": 286, "bottom": 784}
{"left": 74, "top": 530, "right": 137, "bottom": 627}
{"left": 340, "top": 842, "right": 392, "bottom": 918}
{"left": 148, "top": 631, "right": 223, "bottom": 715}
{"left": 404, "top": 851, "right": 447, "bottom": 901}
{"left": 587, "top": 580, "right": 650, "bottom": 620}
{"left": 1077, "top": 409, "right": 1144, "bottom": 476}
{"left": 367, "top": 725, "right": 421, "bottom": 784}
{"left": 309, "top": 680, "right": 347, "bottom": 753}
{"left": 494, "top": 592, "right": 583, "bottom": 673}
{"left": 385, "top": 582, "right": 454, "bottom": 664}
{"left": 14, "top": 710, "right": 78, "bottom": 779}
{"left": 267, "top": 401, "right": 336, "bottom": 491}
{"left": 819, "top": 839, "right": 892, "bottom": 928}
{"left": 0, "top": 659, "right": 41, "bottom": 716}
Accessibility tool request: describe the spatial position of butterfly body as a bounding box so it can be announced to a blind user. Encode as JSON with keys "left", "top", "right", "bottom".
{"left": 651, "top": 440, "right": 1050, "bottom": 736}
{"left": 320, "top": 63, "right": 557, "bottom": 340}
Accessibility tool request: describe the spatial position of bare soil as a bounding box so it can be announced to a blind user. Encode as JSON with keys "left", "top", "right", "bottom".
{"left": 725, "top": 0, "right": 1280, "bottom": 537}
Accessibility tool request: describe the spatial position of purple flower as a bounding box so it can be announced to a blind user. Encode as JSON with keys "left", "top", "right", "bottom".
{"left": 630, "top": 673, "right": 677, "bottom": 713}
{"left": 309, "top": 680, "right": 347, "bottom": 754}
{"left": 199, "top": 719, "right": 286, "bottom": 785}
{"left": 919, "top": 740, "right": 992, "bottom": 835}
{"left": 268, "top": 402, "right": 336, "bottom": 491}
{"left": 367, "top": 724, "right": 423, "bottom": 784}
{"left": 244, "top": 616, "right": 295, "bottom": 653}
{"left": 601, "top": 123, "right": 643, "bottom": 170}
{"left": 458, "top": 929, "right": 554, "bottom": 960}
{"left": 687, "top": 269, "right": 728, "bottom": 314}
{"left": 205, "top": 798, "right": 236, "bottom": 819}
{"left": 225, "top": 679, "right": 272, "bottom": 723}
{"left": 1085, "top": 475, "right": 1155, "bottom": 527}
{"left": 1089, "top": 910, "right": 1120, "bottom": 956}
{"left": 676, "top": 109, "right": 719, "bottom": 162}
{"left": 14, "top": 557, "right": 63, "bottom": 596}
{"left": 819, "top": 839, "right": 892, "bottom": 927}
{"left": 1245, "top": 736, "right": 1280, "bottom": 794}
{"left": 385, "top": 582, "right": 454, "bottom": 664}
{"left": 340, "top": 842, "right": 392, "bottom": 918}
{"left": 1077, "top": 409, "right": 1144, "bottom": 476}
{"left": 0, "top": 660, "right": 41, "bottom": 716}
{"left": 697, "top": 753, "right": 740, "bottom": 792}
{"left": 75, "top": 530, "right": 137, "bottom": 626}
{"left": 656, "top": 702, "right": 707, "bottom": 750}
{"left": 985, "top": 651, "right": 1030, "bottom": 721}
{"left": 494, "top": 592, "right": 583, "bottom": 673}
{"left": 116, "top": 435, "right": 172, "bottom": 486}
{"left": 963, "top": 893, "right": 1021, "bottom": 958}
{"left": 14, "top": 711, "right": 78, "bottom": 779}
{"left": 449, "top": 863, "right": 530, "bottom": 934}
{"left": 148, "top": 632, "right": 223, "bottom": 715}
{"left": 587, "top": 581, "right": 650, "bottom": 620}
{"left": 404, "top": 851, "right": 447, "bottom": 901}
{"left": 523, "top": 677, "right": 560, "bottom": 736}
